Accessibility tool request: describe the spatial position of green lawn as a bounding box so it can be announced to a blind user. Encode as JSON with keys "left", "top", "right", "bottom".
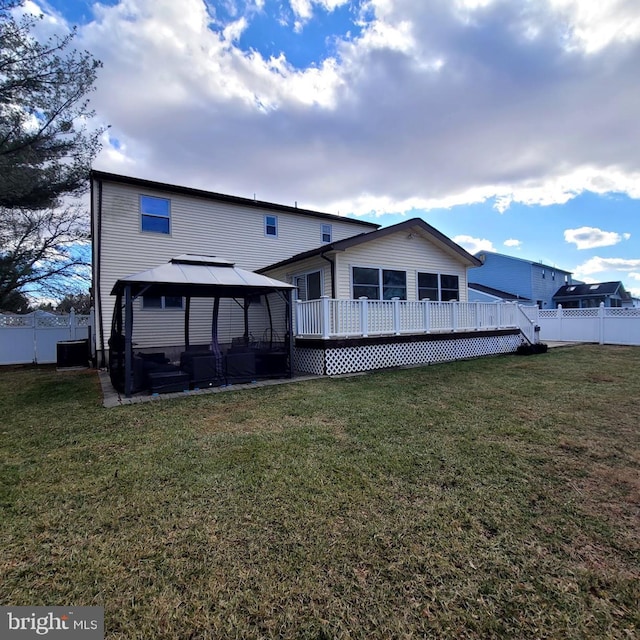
{"left": 1, "top": 345, "right": 639, "bottom": 639}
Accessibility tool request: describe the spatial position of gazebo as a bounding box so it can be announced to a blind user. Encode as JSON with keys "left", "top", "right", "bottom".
{"left": 109, "top": 255, "right": 295, "bottom": 397}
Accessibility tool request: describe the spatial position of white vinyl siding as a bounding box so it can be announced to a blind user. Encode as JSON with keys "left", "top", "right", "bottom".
{"left": 334, "top": 232, "right": 469, "bottom": 302}
{"left": 265, "top": 256, "right": 332, "bottom": 302}
{"left": 94, "top": 180, "right": 372, "bottom": 350}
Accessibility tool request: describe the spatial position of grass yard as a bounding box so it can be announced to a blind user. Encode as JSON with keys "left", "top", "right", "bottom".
{"left": 1, "top": 344, "right": 639, "bottom": 639}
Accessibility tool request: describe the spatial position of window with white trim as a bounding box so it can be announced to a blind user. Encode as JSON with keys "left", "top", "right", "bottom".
{"left": 417, "top": 273, "right": 459, "bottom": 301}
{"left": 294, "top": 270, "right": 322, "bottom": 301}
{"left": 265, "top": 214, "right": 278, "bottom": 237}
{"left": 140, "top": 195, "right": 170, "bottom": 234}
{"left": 321, "top": 223, "right": 332, "bottom": 243}
{"left": 352, "top": 267, "right": 406, "bottom": 300}
{"left": 142, "top": 295, "right": 184, "bottom": 310}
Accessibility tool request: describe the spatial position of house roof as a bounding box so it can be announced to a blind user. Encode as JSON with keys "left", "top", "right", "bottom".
{"left": 553, "top": 281, "right": 626, "bottom": 299}
{"left": 258, "top": 218, "right": 482, "bottom": 273}
{"left": 468, "top": 283, "right": 532, "bottom": 301}
{"left": 91, "top": 170, "right": 379, "bottom": 230}
{"left": 111, "top": 254, "right": 294, "bottom": 299}
{"left": 475, "top": 250, "right": 573, "bottom": 274}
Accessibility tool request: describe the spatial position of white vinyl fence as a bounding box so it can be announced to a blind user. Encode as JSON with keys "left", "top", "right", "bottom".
{"left": 0, "top": 309, "right": 93, "bottom": 365}
{"left": 535, "top": 304, "right": 640, "bottom": 346}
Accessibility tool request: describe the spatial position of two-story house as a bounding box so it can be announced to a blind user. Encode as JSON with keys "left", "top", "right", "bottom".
{"left": 468, "top": 251, "right": 573, "bottom": 309}
{"left": 91, "top": 171, "right": 529, "bottom": 394}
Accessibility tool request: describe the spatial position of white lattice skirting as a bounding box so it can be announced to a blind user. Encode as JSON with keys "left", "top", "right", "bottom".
{"left": 294, "top": 331, "right": 523, "bottom": 376}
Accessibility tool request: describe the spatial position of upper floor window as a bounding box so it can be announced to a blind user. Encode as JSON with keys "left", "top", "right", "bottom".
{"left": 418, "top": 273, "right": 459, "bottom": 301}
{"left": 321, "top": 223, "right": 332, "bottom": 243}
{"left": 142, "top": 295, "right": 183, "bottom": 310}
{"left": 265, "top": 215, "right": 278, "bottom": 237}
{"left": 140, "top": 195, "right": 170, "bottom": 234}
{"left": 352, "top": 267, "right": 406, "bottom": 300}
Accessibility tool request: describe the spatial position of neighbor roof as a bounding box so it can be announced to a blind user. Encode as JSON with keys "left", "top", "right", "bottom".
{"left": 475, "top": 250, "right": 573, "bottom": 274}
{"left": 111, "top": 254, "right": 294, "bottom": 299}
{"left": 91, "top": 170, "right": 379, "bottom": 230}
{"left": 258, "top": 218, "right": 482, "bottom": 273}
{"left": 468, "top": 283, "right": 532, "bottom": 301}
{"left": 553, "top": 281, "right": 626, "bottom": 299}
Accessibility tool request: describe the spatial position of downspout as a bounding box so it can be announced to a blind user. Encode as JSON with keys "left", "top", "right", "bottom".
{"left": 321, "top": 251, "right": 336, "bottom": 298}
{"left": 94, "top": 176, "right": 106, "bottom": 368}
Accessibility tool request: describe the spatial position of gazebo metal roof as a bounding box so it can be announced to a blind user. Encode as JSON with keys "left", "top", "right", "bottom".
{"left": 111, "top": 254, "right": 294, "bottom": 298}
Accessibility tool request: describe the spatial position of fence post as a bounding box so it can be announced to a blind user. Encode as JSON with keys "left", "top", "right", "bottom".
{"left": 496, "top": 302, "right": 502, "bottom": 329}
{"left": 423, "top": 300, "right": 430, "bottom": 333}
{"left": 321, "top": 296, "right": 330, "bottom": 340}
{"left": 69, "top": 307, "right": 76, "bottom": 340}
{"left": 359, "top": 297, "right": 369, "bottom": 337}
{"left": 557, "top": 304, "right": 563, "bottom": 341}
{"left": 599, "top": 301, "right": 605, "bottom": 345}
{"left": 392, "top": 297, "right": 400, "bottom": 335}
{"left": 476, "top": 301, "right": 481, "bottom": 330}
{"left": 452, "top": 302, "right": 458, "bottom": 332}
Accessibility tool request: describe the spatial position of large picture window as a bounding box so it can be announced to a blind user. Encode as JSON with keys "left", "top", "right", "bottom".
{"left": 352, "top": 267, "right": 407, "bottom": 300}
{"left": 140, "top": 195, "right": 170, "bottom": 234}
{"left": 418, "top": 273, "right": 459, "bottom": 301}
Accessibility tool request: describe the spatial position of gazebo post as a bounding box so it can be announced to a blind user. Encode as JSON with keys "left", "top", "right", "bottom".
{"left": 124, "top": 284, "right": 133, "bottom": 397}
{"left": 287, "top": 289, "right": 294, "bottom": 378}
{"left": 243, "top": 297, "right": 250, "bottom": 345}
{"left": 184, "top": 296, "right": 191, "bottom": 348}
{"left": 211, "top": 296, "right": 223, "bottom": 379}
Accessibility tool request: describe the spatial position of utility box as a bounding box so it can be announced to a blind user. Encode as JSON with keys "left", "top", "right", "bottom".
{"left": 56, "top": 339, "right": 89, "bottom": 369}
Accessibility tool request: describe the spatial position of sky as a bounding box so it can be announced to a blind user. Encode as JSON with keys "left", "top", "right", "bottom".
{"left": 23, "top": 0, "right": 640, "bottom": 296}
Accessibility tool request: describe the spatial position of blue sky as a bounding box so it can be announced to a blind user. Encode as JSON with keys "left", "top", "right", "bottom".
{"left": 29, "top": 0, "right": 640, "bottom": 295}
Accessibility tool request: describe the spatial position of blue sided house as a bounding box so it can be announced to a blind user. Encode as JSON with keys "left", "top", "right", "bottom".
{"left": 468, "top": 251, "right": 573, "bottom": 309}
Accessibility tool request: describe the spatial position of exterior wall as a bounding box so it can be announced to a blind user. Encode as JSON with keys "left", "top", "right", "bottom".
{"left": 470, "top": 252, "right": 571, "bottom": 308}
{"left": 469, "top": 253, "right": 533, "bottom": 300}
{"left": 93, "top": 178, "right": 374, "bottom": 351}
{"left": 334, "top": 231, "right": 470, "bottom": 301}
{"left": 266, "top": 255, "right": 331, "bottom": 300}
{"left": 530, "top": 263, "right": 567, "bottom": 308}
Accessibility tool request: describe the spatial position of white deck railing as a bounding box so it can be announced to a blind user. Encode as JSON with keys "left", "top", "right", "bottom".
{"left": 295, "top": 297, "right": 535, "bottom": 340}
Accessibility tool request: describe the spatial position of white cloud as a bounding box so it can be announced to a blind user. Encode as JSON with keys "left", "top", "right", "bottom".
{"left": 504, "top": 239, "right": 522, "bottom": 248}
{"left": 564, "top": 226, "right": 630, "bottom": 249}
{"left": 548, "top": 0, "right": 640, "bottom": 53}
{"left": 573, "top": 256, "right": 640, "bottom": 277}
{"left": 453, "top": 235, "right": 495, "bottom": 254}
{"left": 628, "top": 272, "right": 640, "bottom": 281}
{"left": 21, "top": 0, "right": 637, "bottom": 214}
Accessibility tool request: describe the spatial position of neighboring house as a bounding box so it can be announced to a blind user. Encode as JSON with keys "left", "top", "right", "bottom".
{"left": 91, "top": 171, "right": 531, "bottom": 386}
{"left": 468, "top": 283, "right": 533, "bottom": 305}
{"left": 470, "top": 251, "right": 573, "bottom": 308}
{"left": 552, "top": 281, "right": 633, "bottom": 308}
